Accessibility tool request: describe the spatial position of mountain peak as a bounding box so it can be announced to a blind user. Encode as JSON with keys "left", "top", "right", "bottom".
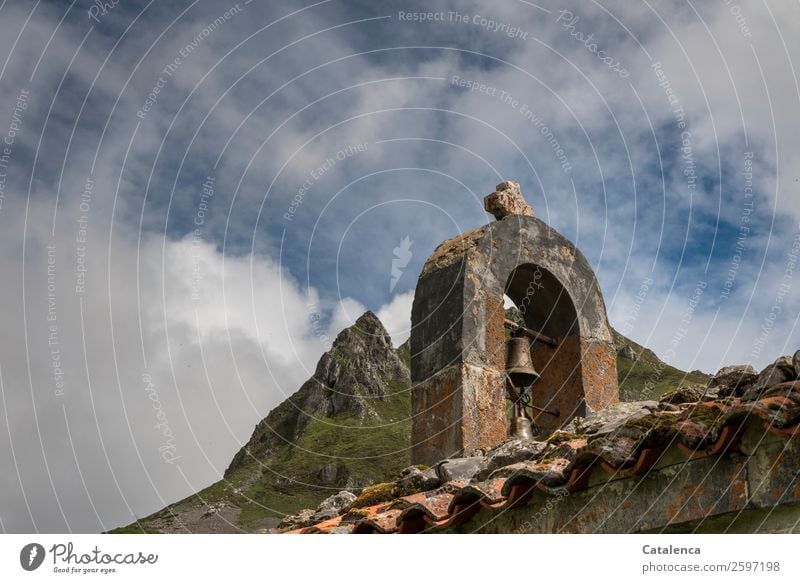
{"left": 224, "top": 312, "right": 411, "bottom": 478}
{"left": 355, "top": 309, "right": 383, "bottom": 329}
{"left": 314, "top": 312, "right": 406, "bottom": 415}
{"left": 329, "top": 310, "right": 391, "bottom": 350}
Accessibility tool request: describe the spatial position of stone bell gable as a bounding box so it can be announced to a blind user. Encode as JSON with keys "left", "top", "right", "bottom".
{"left": 409, "top": 182, "right": 618, "bottom": 466}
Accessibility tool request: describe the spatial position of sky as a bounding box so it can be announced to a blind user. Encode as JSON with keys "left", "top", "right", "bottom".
{"left": 0, "top": 0, "right": 798, "bottom": 533}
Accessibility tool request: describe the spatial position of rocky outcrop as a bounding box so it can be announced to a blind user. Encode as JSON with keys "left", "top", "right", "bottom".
{"left": 309, "top": 311, "right": 410, "bottom": 420}
{"left": 313, "top": 490, "right": 357, "bottom": 521}
{"left": 659, "top": 385, "right": 707, "bottom": 404}
{"left": 395, "top": 465, "right": 440, "bottom": 495}
{"left": 706, "top": 356, "right": 800, "bottom": 401}
{"left": 708, "top": 364, "right": 758, "bottom": 397}
{"left": 115, "top": 311, "right": 419, "bottom": 534}
{"left": 562, "top": 400, "right": 661, "bottom": 436}
{"left": 436, "top": 457, "right": 484, "bottom": 482}
{"left": 617, "top": 344, "right": 639, "bottom": 361}
{"left": 742, "top": 356, "right": 798, "bottom": 401}
{"left": 276, "top": 508, "right": 316, "bottom": 531}
{"left": 474, "top": 439, "right": 548, "bottom": 481}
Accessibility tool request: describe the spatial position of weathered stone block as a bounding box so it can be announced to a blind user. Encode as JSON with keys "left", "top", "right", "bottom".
{"left": 410, "top": 363, "right": 506, "bottom": 466}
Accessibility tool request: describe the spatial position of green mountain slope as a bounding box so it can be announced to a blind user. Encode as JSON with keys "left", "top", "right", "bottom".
{"left": 613, "top": 329, "right": 709, "bottom": 401}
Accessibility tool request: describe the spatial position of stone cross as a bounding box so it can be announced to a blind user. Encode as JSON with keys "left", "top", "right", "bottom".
{"left": 484, "top": 180, "right": 534, "bottom": 220}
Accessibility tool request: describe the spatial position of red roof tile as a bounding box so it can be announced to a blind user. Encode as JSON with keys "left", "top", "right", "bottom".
{"left": 282, "top": 381, "right": 800, "bottom": 534}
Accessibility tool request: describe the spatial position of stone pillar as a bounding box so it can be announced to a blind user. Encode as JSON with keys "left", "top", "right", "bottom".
{"left": 410, "top": 247, "right": 508, "bottom": 464}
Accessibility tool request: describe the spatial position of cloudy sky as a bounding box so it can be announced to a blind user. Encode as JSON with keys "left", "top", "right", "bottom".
{"left": 0, "top": 0, "right": 797, "bottom": 533}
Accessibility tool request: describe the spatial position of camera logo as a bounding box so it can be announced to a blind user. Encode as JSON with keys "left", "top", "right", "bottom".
{"left": 20, "top": 543, "right": 46, "bottom": 571}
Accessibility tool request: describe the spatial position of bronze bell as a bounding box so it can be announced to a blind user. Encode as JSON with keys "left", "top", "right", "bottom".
{"left": 505, "top": 336, "right": 540, "bottom": 387}
{"left": 510, "top": 415, "right": 535, "bottom": 441}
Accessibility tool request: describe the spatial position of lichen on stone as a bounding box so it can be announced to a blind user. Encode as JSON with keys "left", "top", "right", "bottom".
{"left": 351, "top": 482, "right": 396, "bottom": 508}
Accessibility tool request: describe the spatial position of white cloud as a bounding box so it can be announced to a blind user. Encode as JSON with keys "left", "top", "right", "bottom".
{"left": 377, "top": 290, "right": 415, "bottom": 346}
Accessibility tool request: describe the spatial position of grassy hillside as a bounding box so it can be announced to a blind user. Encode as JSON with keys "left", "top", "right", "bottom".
{"left": 613, "top": 329, "right": 709, "bottom": 401}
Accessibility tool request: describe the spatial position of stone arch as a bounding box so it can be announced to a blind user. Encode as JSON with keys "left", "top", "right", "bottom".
{"left": 410, "top": 215, "right": 617, "bottom": 466}
{"left": 505, "top": 263, "right": 579, "bottom": 339}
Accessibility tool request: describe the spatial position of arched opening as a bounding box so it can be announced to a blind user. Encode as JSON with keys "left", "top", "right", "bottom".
{"left": 504, "top": 264, "right": 585, "bottom": 432}
{"left": 505, "top": 264, "right": 579, "bottom": 339}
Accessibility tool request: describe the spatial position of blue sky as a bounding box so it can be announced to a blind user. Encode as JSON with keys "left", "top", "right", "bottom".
{"left": 0, "top": 0, "right": 798, "bottom": 533}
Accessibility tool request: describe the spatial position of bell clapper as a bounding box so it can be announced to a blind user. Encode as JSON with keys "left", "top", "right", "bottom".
{"left": 505, "top": 334, "right": 560, "bottom": 439}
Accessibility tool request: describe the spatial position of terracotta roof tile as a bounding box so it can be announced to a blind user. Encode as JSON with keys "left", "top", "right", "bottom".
{"left": 451, "top": 477, "right": 505, "bottom": 509}
{"left": 287, "top": 382, "right": 800, "bottom": 534}
{"left": 497, "top": 457, "right": 570, "bottom": 489}
{"left": 351, "top": 507, "right": 404, "bottom": 534}
{"left": 283, "top": 514, "right": 346, "bottom": 534}
{"left": 397, "top": 492, "right": 454, "bottom": 523}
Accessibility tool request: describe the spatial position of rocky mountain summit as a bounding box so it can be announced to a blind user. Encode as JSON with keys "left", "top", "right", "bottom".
{"left": 114, "top": 311, "right": 413, "bottom": 533}
{"left": 225, "top": 311, "right": 410, "bottom": 478}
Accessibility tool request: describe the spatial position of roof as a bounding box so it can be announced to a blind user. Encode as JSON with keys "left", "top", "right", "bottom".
{"left": 280, "top": 381, "right": 800, "bottom": 534}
